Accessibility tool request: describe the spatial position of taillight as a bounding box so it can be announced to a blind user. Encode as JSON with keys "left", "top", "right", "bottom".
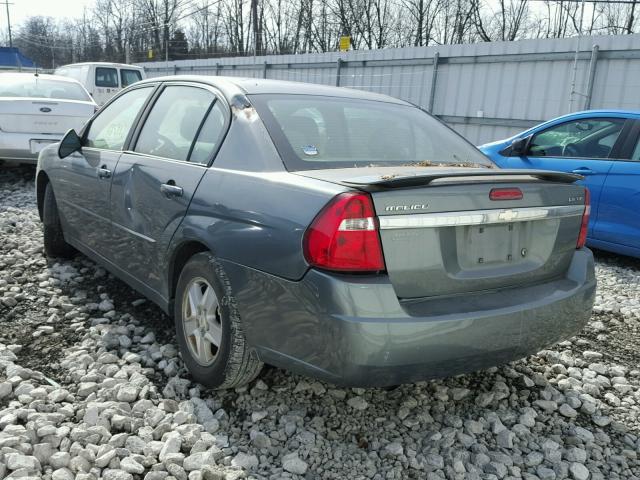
{"left": 303, "top": 192, "right": 385, "bottom": 272}
{"left": 489, "top": 187, "right": 523, "bottom": 201}
{"left": 577, "top": 188, "right": 591, "bottom": 249}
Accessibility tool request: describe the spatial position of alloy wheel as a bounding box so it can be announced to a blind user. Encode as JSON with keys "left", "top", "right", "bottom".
{"left": 181, "top": 277, "right": 222, "bottom": 366}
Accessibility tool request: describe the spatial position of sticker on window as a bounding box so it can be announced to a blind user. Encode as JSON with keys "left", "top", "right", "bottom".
{"left": 302, "top": 145, "right": 318, "bottom": 156}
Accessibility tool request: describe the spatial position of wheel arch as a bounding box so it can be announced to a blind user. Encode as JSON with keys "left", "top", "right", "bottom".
{"left": 168, "top": 240, "right": 211, "bottom": 312}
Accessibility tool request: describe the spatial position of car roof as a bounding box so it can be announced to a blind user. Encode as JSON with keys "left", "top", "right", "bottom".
{"left": 489, "top": 108, "right": 640, "bottom": 144}
{"left": 0, "top": 72, "right": 85, "bottom": 84}
{"left": 58, "top": 62, "right": 144, "bottom": 69}
{"left": 549, "top": 109, "right": 640, "bottom": 120}
{"left": 136, "top": 75, "right": 411, "bottom": 105}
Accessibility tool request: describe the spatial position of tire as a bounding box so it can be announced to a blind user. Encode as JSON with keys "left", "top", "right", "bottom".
{"left": 174, "top": 252, "right": 263, "bottom": 389}
{"left": 42, "top": 182, "right": 75, "bottom": 259}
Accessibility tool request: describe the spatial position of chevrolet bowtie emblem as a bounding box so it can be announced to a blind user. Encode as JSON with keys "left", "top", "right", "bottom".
{"left": 498, "top": 210, "right": 518, "bottom": 222}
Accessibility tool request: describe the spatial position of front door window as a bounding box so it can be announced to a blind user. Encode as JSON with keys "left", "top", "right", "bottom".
{"left": 84, "top": 87, "right": 153, "bottom": 150}
{"left": 528, "top": 118, "right": 625, "bottom": 159}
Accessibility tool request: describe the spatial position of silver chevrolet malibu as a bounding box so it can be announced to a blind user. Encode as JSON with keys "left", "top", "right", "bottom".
{"left": 35, "top": 76, "right": 596, "bottom": 388}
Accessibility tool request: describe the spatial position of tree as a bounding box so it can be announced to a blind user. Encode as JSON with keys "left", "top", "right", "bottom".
{"left": 170, "top": 28, "right": 189, "bottom": 59}
{"left": 16, "top": 17, "right": 69, "bottom": 68}
{"left": 472, "top": 0, "right": 531, "bottom": 42}
{"left": 11, "top": 0, "right": 640, "bottom": 67}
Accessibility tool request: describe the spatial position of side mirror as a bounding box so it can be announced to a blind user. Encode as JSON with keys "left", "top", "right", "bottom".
{"left": 508, "top": 136, "right": 531, "bottom": 157}
{"left": 58, "top": 129, "right": 82, "bottom": 159}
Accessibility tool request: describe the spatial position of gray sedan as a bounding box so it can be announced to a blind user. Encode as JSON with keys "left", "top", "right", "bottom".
{"left": 36, "top": 76, "right": 596, "bottom": 388}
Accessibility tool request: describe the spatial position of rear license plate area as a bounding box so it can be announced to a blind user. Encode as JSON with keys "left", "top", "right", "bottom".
{"left": 30, "top": 139, "right": 57, "bottom": 154}
{"left": 460, "top": 223, "right": 526, "bottom": 268}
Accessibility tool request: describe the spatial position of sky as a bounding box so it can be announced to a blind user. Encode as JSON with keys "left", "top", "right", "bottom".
{"left": 0, "top": 0, "right": 602, "bottom": 42}
{"left": 3, "top": 0, "right": 94, "bottom": 31}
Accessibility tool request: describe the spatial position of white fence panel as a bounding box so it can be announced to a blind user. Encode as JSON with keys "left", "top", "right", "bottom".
{"left": 139, "top": 34, "right": 640, "bottom": 144}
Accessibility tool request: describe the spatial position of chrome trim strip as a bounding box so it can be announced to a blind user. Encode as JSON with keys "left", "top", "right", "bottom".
{"left": 378, "top": 205, "right": 584, "bottom": 230}
{"left": 112, "top": 221, "right": 157, "bottom": 244}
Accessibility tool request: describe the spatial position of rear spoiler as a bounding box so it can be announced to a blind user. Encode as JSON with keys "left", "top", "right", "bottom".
{"left": 342, "top": 169, "right": 582, "bottom": 189}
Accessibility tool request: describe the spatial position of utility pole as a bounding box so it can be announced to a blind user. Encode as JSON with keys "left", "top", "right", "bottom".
{"left": 568, "top": 0, "right": 587, "bottom": 111}
{"left": 251, "top": 0, "right": 259, "bottom": 56}
{"left": 3, "top": 0, "right": 13, "bottom": 47}
{"left": 165, "top": 35, "right": 169, "bottom": 71}
{"left": 51, "top": 37, "right": 56, "bottom": 69}
{"left": 164, "top": 0, "right": 170, "bottom": 72}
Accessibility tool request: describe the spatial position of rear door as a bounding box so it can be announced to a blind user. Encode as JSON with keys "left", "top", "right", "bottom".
{"left": 120, "top": 68, "right": 143, "bottom": 88}
{"left": 109, "top": 83, "right": 229, "bottom": 294}
{"left": 514, "top": 117, "right": 629, "bottom": 239}
{"left": 56, "top": 85, "right": 155, "bottom": 253}
{"left": 594, "top": 119, "right": 640, "bottom": 250}
{"left": 94, "top": 66, "right": 119, "bottom": 105}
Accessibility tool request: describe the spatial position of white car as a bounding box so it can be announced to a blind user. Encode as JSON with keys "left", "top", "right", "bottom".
{"left": 54, "top": 62, "right": 146, "bottom": 106}
{"left": 0, "top": 72, "right": 96, "bottom": 164}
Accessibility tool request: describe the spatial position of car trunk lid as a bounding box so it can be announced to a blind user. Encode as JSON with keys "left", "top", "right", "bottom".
{"left": 295, "top": 167, "right": 587, "bottom": 299}
{"left": 0, "top": 98, "right": 95, "bottom": 134}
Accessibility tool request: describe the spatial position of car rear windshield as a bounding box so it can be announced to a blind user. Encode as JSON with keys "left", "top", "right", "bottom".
{"left": 251, "top": 94, "right": 494, "bottom": 171}
{"left": 0, "top": 77, "right": 91, "bottom": 101}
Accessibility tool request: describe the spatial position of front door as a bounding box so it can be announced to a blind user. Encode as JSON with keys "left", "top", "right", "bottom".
{"left": 519, "top": 117, "right": 629, "bottom": 238}
{"left": 109, "top": 84, "right": 229, "bottom": 297}
{"left": 56, "top": 85, "right": 154, "bottom": 254}
{"left": 595, "top": 120, "right": 640, "bottom": 250}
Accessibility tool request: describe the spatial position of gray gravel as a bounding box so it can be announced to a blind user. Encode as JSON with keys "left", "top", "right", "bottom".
{"left": 1, "top": 166, "right": 639, "bottom": 479}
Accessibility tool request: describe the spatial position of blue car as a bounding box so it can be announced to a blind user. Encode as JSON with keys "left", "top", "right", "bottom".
{"left": 480, "top": 110, "right": 640, "bottom": 258}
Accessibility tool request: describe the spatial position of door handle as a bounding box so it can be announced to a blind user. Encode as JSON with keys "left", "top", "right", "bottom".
{"left": 571, "top": 167, "right": 595, "bottom": 176}
{"left": 97, "top": 166, "right": 112, "bottom": 179}
{"left": 160, "top": 182, "right": 184, "bottom": 198}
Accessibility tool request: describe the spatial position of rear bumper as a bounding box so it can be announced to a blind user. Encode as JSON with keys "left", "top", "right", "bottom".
{"left": 225, "top": 248, "right": 596, "bottom": 387}
{"left": 0, "top": 132, "right": 62, "bottom": 164}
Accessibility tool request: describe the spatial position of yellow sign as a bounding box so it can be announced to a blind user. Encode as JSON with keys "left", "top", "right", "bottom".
{"left": 148, "top": 49, "right": 154, "bottom": 59}
{"left": 339, "top": 36, "right": 351, "bottom": 52}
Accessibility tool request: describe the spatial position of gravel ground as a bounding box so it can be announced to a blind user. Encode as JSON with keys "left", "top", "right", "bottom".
{"left": 1, "top": 166, "right": 639, "bottom": 480}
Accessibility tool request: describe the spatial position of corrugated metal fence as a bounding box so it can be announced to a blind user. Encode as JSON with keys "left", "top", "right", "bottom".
{"left": 140, "top": 34, "right": 640, "bottom": 145}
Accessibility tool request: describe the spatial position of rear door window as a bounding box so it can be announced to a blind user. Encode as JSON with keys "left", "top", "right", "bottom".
{"left": 189, "top": 101, "right": 227, "bottom": 164}
{"left": 632, "top": 139, "right": 640, "bottom": 162}
{"left": 134, "top": 85, "right": 215, "bottom": 161}
{"left": 85, "top": 86, "right": 153, "bottom": 150}
{"left": 121, "top": 69, "right": 142, "bottom": 87}
{"left": 95, "top": 67, "right": 118, "bottom": 88}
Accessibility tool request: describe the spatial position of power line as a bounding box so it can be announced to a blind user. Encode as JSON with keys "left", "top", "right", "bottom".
{"left": 529, "top": 0, "right": 640, "bottom": 3}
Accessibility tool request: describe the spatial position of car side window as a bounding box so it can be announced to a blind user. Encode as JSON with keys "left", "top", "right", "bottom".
{"left": 95, "top": 67, "right": 118, "bottom": 88}
{"left": 632, "top": 140, "right": 640, "bottom": 162}
{"left": 121, "top": 69, "right": 142, "bottom": 87}
{"left": 84, "top": 87, "right": 153, "bottom": 150}
{"left": 134, "top": 85, "right": 215, "bottom": 162}
{"left": 528, "top": 118, "right": 625, "bottom": 159}
{"left": 189, "top": 101, "right": 227, "bottom": 165}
